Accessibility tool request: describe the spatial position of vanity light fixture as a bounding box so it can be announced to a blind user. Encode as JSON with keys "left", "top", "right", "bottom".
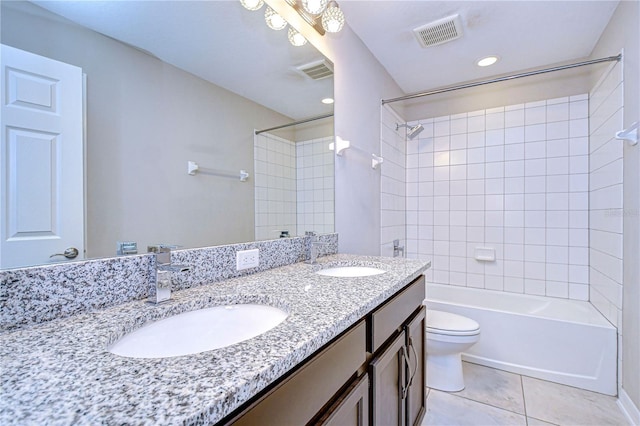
{"left": 265, "top": 7, "right": 288, "bottom": 30}
{"left": 283, "top": 0, "right": 346, "bottom": 35}
{"left": 477, "top": 55, "right": 499, "bottom": 67}
{"left": 321, "top": 1, "right": 345, "bottom": 33}
{"left": 302, "top": 0, "right": 328, "bottom": 15}
{"left": 240, "top": 0, "right": 264, "bottom": 11}
{"left": 288, "top": 27, "right": 308, "bottom": 46}
{"left": 321, "top": 97, "right": 334, "bottom": 104}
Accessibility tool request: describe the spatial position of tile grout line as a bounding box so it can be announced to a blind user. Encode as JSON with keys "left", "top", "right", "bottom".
{"left": 427, "top": 386, "right": 528, "bottom": 421}
{"left": 521, "top": 372, "right": 530, "bottom": 425}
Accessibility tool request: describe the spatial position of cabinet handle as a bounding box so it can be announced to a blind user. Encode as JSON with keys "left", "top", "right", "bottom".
{"left": 407, "top": 337, "right": 418, "bottom": 388}
{"left": 401, "top": 345, "right": 410, "bottom": 400}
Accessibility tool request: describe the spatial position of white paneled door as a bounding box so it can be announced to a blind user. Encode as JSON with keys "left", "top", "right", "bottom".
{"left": 1, "top": 44, "right": 84, "bottom": 269}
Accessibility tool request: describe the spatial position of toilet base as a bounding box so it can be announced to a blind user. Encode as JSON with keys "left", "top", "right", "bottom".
{"left": 426, "top": 352, "right": 465, "bottom": 392}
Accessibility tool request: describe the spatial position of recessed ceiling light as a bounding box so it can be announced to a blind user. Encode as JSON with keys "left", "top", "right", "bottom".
{"left": 477, "top": 56, "right": 499, "bottom": 67}
{"left": 321, "top": 98, "right": 334, "bottom": 104}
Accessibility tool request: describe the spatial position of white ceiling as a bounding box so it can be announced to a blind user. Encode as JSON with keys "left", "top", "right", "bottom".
{"left": 340, "top": 0, "right": 619, "bottom": 95}
{"left": 28, "top": 1, "right": 619, "bottom": 119}
{"left": 30, "top": 0, "right": 334, "bottom": 121}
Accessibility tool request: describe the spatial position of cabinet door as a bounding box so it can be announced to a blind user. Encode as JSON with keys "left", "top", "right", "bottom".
{"left": 318, "top": 374, "right": 369, "bottom": 426}
{"left": 370, "top": 331, "right": 407, "bottom": 426}
{"left": 228, "top": 322, "right": 366, "bottom": 426}
{"left": 405, "top": 307, "right": 426, "bottom": 426}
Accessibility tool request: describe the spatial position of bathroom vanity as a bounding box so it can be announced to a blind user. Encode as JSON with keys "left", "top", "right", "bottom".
{"left": 225, "top": 275, "right": 426, "bottom": 426}
{"left": 0, "top": 254, "right": 429, "bottom": 425}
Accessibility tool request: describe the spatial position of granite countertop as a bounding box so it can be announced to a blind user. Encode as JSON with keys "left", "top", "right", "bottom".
{"left": 0, "top": 254, "right": 430, "bottom": 425}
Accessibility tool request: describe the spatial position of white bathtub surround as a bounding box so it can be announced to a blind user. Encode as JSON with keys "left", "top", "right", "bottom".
{"left": 0, "top": 233, "right": 338, "bottom": 331}
{"left": 254, "top": 133, "right": 298, "bottom": 240}
{"left": 589, "top": 60, "right": 624, "bottom": 327}
{"left": 406, "top": 95, "right": 591, "bottom": 301}
{"left": 296, "top": 136, "right": 335, "bottom": 236}
{"left": 380, "top": 105, "right": 407, "bottom": 257}
{"left": 425, "top": 283, "right": 617, "bottom": 395}
{"left": 254, "top": 133, "right": 334, "bottom": 241}
{"left": 588, "top": 60, "right": 627, "bottom": 405}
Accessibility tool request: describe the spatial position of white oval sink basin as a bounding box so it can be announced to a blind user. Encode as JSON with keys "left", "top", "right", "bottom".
{"left": 109, "top": 304, "right": 288, "bottom": 358}
{"left": 316, "top": 266, "right": 386, "bottom": 277}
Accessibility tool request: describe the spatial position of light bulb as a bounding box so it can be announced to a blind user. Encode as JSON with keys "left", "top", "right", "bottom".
{"left": 288, "top": 28, "right": 308, "bottom": 47}
{"left": 239, "top": 0, "right": 264, "bottom": 11}
{"left": 265, "top": 7, "right": 287, "bottom": 31}
{"left": 321, "top": 2, "right": 344, "bottom": 33}
{"left": 302, "top": 0, "right": 327, "bottom": 15}
{"left": 477, "top": 56, "right": 499, "bottom": 67}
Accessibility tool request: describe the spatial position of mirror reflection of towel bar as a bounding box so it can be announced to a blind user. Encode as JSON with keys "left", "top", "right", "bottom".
{"left": 615, "top": 121, "right": 638, "bottom": 145}
{"left": 187, "top": 161, "right": 249, "bottom": 182}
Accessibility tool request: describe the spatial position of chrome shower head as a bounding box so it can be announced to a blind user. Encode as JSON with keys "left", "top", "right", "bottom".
{"left": 396, "top": 123, "right": 424, "bottom": 140}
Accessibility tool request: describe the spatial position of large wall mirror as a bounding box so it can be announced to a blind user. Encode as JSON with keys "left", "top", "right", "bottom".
{"left": 1, "top": 0, "right": 334, "bottom": 269}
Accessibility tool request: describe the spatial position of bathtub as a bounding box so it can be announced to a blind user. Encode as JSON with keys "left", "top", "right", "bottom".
{"left": 425, "top": 283, "right": 617, "bottom": 395}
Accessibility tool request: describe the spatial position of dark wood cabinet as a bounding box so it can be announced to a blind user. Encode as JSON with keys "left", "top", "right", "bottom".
{"left": 369, "top": 306, "right": 426, "bottom": 426}
{"left": 223, "top": 275, "right": 425, "bottom": 426}
{"left": 405, "top": 307, "right": 426, "bottom": 426}
{"left": 370, "top": 331, "right": 406, "bottom": 426}
{"left": 318, "top": 374, "right": 370, "bottom": 426}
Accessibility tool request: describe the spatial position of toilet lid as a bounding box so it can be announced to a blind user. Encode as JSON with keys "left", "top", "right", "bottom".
{"left": 427, "top": 310, "right": 480, "bottom": 336}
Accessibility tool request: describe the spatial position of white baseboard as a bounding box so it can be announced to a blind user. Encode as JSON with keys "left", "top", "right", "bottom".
{"left": 619, "top": 388, "right": 640, "bottom": 426}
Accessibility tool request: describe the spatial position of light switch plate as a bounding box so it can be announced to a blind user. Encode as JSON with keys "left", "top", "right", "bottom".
{"left": 236, "top": 249, "right": 259, "bottom": 270}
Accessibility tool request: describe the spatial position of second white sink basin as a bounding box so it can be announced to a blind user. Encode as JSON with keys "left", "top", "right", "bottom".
{"left": 109, "top": 304, "right": 288, "bottom": 358}
{"left": 316, "top": 266, "right": 386, "bottom": 278}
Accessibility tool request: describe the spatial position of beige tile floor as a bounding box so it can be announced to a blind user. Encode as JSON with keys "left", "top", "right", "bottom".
{"left": 423, "top": 362, "right": 629, "bottom": 426}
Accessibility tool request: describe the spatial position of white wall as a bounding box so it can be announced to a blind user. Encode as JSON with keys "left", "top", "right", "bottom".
{"left": 266, "top": 0, "right": 405, "bottom": 256}
{"left": 590, "top": 0, "right": 640, "bottom": 416}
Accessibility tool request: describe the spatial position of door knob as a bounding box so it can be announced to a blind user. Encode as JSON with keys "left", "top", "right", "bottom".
{"left": 50, "top": 247, "right": 79, "bottom": 259}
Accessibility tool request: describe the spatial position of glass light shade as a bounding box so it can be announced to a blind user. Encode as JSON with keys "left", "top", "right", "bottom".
{"left": 288, "top": 28, "right": 308, "bottom": 47}
{"left": 302, "top": 0, "right": 327, "bottom": 15}
{"left": 321, "top": 2, "right": 344, "bottom": 33}
{"left": 240, "top": 0, "right": 264, "bottom": 11}
{"left": 265, "top": 7, "right": 287, "bottom": 30}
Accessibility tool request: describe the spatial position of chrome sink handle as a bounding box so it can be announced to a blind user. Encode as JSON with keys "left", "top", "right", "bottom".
{"left": 148, "top": 245, "right": 191, "bottom": 304}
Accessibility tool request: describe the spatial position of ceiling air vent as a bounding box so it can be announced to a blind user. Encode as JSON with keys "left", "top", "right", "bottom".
{"left": 296, "top": 59, "right": 334, "bottom": 80}
{"left": 413, "top": 14, "right": 463, "bottom": 48}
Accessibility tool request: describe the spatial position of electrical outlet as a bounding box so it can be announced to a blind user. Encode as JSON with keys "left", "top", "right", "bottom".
{"left": 236, "top": 249, "right": 259, "bottom": 270}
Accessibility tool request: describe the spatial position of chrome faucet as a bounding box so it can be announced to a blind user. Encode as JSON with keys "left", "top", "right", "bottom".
{"left": 393, "top": 239, "right": 405, "bottom": 258}
{"left": 148, "top": 245, "right": 191, "bottom": 304}
{"left": 305, "top": 231, "right": 329, "bottom": 265}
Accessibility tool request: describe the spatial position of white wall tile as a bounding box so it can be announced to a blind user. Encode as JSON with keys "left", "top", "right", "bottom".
{"left": 404, "top": 90, "right": 618, "bottom": 302}
{"left": 525, "top": 124, "right": 546, "bottom": 142}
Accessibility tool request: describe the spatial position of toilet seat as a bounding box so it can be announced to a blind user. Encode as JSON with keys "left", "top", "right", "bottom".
{"left": 427, "top": 310, "right": 480, "bottom": 336}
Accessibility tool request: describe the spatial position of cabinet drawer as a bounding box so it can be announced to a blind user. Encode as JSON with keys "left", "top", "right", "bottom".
{"left": 369, "top": 275, "right": 425, "bottom": 353}
{"left": 229, "top": 321, "right": 366, "bottom": 426}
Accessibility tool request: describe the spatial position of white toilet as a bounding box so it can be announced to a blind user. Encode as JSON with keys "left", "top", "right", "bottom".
{"left": 426, "top": 310, "right": 480, "bottom": 392}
